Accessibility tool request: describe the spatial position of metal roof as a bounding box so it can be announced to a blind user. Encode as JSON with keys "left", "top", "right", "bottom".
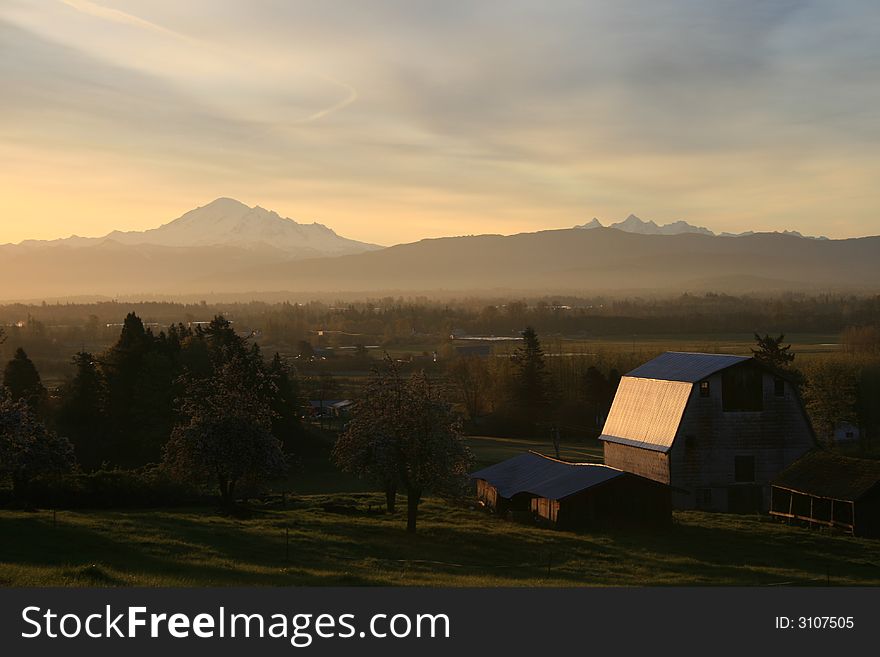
{"left": 470, "top": 452, "right": 624, "bottom": 500}
{"left": 626, "top": 352, "right": 750, "bottom": 383}
{"left": 772, "top": 451, "right": 880, "bottom": 502}
{"left": 598, "top": 376, "right": 693, "bottom": 452}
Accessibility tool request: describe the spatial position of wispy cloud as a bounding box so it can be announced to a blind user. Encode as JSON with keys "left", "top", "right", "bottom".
{"left": 58, "top": 0, "right": 187, "bottom": 41}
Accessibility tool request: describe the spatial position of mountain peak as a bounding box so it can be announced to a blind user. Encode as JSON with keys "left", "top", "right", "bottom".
{"left": 573, "top": 218, "right": 604, "bottom": 230}
{"left": 203, "top": 197, "right": 249, "bottom": 209}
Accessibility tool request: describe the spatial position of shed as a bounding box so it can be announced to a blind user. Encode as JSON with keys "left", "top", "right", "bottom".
{"left": 471, "top": 452, "right": 670, "bottom": 530}
{"left": 770, "top": 451, "right": 880, "bottom": 538}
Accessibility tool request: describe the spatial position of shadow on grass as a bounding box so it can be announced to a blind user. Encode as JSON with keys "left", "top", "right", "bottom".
{"left": 1, "top": 500, "right": 878, "bottom": 586}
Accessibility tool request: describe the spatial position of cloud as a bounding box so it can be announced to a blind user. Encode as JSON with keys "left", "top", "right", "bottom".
{"left": 0, "top": 1, "right": 879, "bottom": 243}
{"left": 58, "top": 0, "right": 187, "bottom": 40}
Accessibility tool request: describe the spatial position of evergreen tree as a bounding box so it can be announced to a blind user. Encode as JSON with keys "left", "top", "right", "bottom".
{"left": 3, "top": 347, "right": 48, "bottom": 414}
{"left": 56, "top": 352, "right": 108, "bottom": 470}
{"left": 752, "top": 333, "right": 796, "bottom": 369}
{"left": 511, "top": 326, "right": 552, "bottom": 428}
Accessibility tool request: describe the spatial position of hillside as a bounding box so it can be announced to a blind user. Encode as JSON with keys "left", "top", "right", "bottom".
{"left": 1, "top": 500, "right": 877, "bottom": 586}
{"left": 2, "top": 226, "right": 879, "bottom": 300}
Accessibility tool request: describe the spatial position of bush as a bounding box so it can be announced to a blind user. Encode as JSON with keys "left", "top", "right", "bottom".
{"left": 8, "top": 465, "right": 202, "bottom": 509}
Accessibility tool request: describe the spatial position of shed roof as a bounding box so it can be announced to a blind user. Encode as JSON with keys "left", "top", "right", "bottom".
{"left": 598, "top": 376, "right": 693, "bottom": 452}
{"left": 772, "top": 451, "right": 880, "bottom": 502}
{"left": 627, "top": 352, "right": 750, "bottom": 383}
{"left": 470, "top": 452, "right": 625, "bottom": 500}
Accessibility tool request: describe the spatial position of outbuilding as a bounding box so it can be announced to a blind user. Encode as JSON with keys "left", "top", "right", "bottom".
{"left": 770, "top": 451, "right": 880, "bottom": 538}
{"left": 471, "top": 452, "right": 670, "bottom": 530}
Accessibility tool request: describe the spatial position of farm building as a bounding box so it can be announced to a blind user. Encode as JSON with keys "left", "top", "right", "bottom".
{"left": 471, "top": 452, "right": 671, "bottom": 530}
{"left": 599, "top": 352, "right": 814, "bottom": 513}
{"left": 770, "top": 451, "right": 880, "bottom": 538}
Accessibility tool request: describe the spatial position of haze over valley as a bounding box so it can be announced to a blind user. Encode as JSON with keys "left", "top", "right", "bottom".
{"left": 1, "top": 198, "right": 878, "bottom": 301}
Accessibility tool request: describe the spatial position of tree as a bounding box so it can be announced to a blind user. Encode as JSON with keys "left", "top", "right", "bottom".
{"left": 333, "top": 358, "right": 473, "bottom": 532}
{"left": 752, "top": 333, "right": 795, "bottom": 369}
{"left": 163, "top": 355, "right": 285, "bottom": 507}
{"left": 582, "top": 366, "right": 611, "bottom": 430}
{"left": 448, "top": 355, "right": 491, "bottom": 421}
{"left": 511, "top": 327, "right": 552, "bottom": 428}
{"left": 3, "top": 348, "right": 48, "bottom": 414}
{"left": 0, "top": 393, "right": 75, "bottom": 501}
{"left": 56, "top": 352, "right": 108, "bottom": 471}
{"left": 268, "top": 352, "right": 304, "bottom": 450}
{"left": 802, "top": 360, "right": 858, "bottom": 447}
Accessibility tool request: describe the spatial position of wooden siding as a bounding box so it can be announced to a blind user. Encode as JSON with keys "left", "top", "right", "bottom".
{"left": 669, "top": 363, "right": 814, "bottom": 511}
{"left": 603, "top": 442, "right": 670, "bottom": 484}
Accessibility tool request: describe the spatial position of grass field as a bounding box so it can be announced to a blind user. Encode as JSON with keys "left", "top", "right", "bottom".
{"left": 1, "top": 495, "right": 878, "bottom": 587}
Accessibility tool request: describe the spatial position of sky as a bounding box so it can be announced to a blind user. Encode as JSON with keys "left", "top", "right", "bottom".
{"left": 1, "top": 0, "right": 879, "bottom": 245}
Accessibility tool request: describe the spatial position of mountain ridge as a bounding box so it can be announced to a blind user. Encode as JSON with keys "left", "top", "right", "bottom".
{"left": 575, "top": 213, "right": 829, "bottom": 240}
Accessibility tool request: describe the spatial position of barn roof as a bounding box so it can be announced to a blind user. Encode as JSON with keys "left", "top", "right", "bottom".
{"left": 627, "top": 352, "right": 750, "bottom": 383}
{"left": 598, "top": 376, "right": 693, "bottom": 452}
{"left": 772, "top": 451, "right": 880, "bottom": 502}
{"left": 598, "top": 352, "right": 753, "bottom": 452}
{"left": 470, "top": 452, "right": 625, "bottom": 500}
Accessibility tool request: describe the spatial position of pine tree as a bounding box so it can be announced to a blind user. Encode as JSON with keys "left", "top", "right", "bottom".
{"left": 752, "top": 333, "right": 795, "bottom": 369}
{"left": 511, "top": 326, "right": 552, "bottom": 429}
{"left": 57, "top": 352, "right": 108, "bottom": 470}
{"left": 3, "top": 347, "right": 48, "bottom": 414}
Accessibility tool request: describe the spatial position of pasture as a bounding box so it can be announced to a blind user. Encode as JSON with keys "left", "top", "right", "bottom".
{"left": 1, "top": 497, "right": 878, "bottom": 587}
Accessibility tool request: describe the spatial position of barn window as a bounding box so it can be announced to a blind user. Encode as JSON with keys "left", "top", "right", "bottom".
{"left": 722, "top": 366, "right": 763, "bottom": 412}
{"left": 734, "top": 455, "right": 756, "bottom": 483}
{"left": 699, "top": 380, "right": 710, "bottom": 397}
{"left": 774, "top": 377, "right": 785, "bottom": 397}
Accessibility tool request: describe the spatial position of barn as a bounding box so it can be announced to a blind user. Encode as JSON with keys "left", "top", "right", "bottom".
{"left": 471, "top": 452, "right": 671, "bottom": 530}
{"left": 770, "top": 451, "right": 880, "bottom": 538}
{"left": 599, "top": 352, "right": 814, "bottom": 513}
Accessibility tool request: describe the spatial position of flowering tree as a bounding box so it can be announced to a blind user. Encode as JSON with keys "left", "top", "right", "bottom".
{"left": 163, "top": 355, "right": 285, "bottom": 506}
{"left": 0, "top": 393, "right": 75, "bottom": 501}
{"left": 333, "top": 358, "right": 473, "bottom": 533}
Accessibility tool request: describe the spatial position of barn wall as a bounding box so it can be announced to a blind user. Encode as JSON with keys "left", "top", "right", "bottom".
{"left": 556, "top": 476, "right": 671, "bottom": 530}
{"left": 671, "top": 363, "right": 814, "bottom": 512}
{"left": 603, "top": 442, "right": 670, "bottom": 484}
{"left": 476, "top": 479, "right": 498, "bottom": 509}
{"left": 854, "top": 487, "right": 880, "bottom": 538}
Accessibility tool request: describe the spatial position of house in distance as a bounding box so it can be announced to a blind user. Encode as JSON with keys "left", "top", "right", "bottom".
{"left": 471, "top": 452, "right": 671, "bottom": 530}
{"left": 599, "top": 352, "right": 814, "bottom": 513}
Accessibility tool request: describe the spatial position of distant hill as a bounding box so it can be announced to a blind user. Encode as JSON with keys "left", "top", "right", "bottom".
{"left": 2, "top": 224, "right": 877, "bottom": 300}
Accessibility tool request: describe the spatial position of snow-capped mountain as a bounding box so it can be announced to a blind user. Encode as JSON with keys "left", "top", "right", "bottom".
{"left": 575, "top": 214, "right": 712, "bottom": 236}
{"left": 576, "top": 214, "right": 827, "bottom": 239}
{"left": 8, "top": 198, "right": 381, "bottom": 258}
